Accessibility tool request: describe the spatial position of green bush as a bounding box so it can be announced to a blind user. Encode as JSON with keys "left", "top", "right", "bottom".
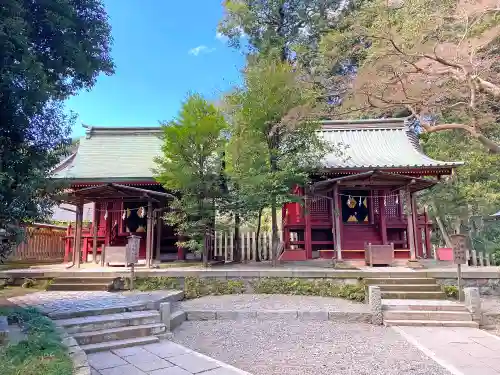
{"left": 442, "top": 285, "right": 459, "bottom": 299}
{"left": 252, "top": 278, "right": 366, "bottom": 302}
{"left": 0, "top": 307, "right": 72, "bottom": 375}
{"left": 134, "top": 277, "right": 180, "bottom": 291}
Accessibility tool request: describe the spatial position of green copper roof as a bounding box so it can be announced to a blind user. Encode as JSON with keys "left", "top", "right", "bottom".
{"left": 55, "top": 120, "right": 461, "bottom": 182}
{"left": 319, "top": 118, "right": 462, "bottom": 169}
{"left": 54, "top": 126, "right": 163, "bottom": 181}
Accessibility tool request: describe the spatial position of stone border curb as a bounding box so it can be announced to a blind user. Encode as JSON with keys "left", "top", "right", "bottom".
{"left": 184, "top": 309, "right": 371, "bottom": 323}
{"left": 56, "top": 326, "right": 91, "bottom": 375}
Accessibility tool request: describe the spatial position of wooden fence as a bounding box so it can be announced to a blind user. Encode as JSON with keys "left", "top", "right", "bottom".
{"left": 9, "top": 223, "right": 67, "bottom": 262}
{"left": 213, "top": 231, "right": 279, "bottom": 262}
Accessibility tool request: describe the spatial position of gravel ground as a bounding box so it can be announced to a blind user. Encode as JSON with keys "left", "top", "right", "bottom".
{"left": 175, "top": 294, "right": 368, "bottom": 312}
{"left": 171, "top": 319, "right": 452, "bottom": 375}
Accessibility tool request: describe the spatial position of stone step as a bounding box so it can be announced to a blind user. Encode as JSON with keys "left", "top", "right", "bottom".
{"left": 170, "top": 310, "right": 186, "bottom": 330}
{"left": 382, "top": 300, "right": 468, "bottom": 312}
{"left": 383, "top": 310, "right": 473, "bottom": 321}
{"left": 365, "top": 278, "right": 437, "bottom": 285}
{"left": 80, "top": 336, "right": 159, "bottom": 353}
{"left": 48, "top": 283, "right": 112, "bottom": 292}
{"left": 381, "top": 291, "right": 446, "bottom": 300}
{"left": 53, "top": 277, "right": 119, "bottom": 284}
{"left": 384, "top": 319, "right": 479, "bottom": 328}
{"left": 72, "top": 323, "right": 166, "bottom": 345}
{"left": 49, "top": 303, "right": 148, "bottom": 320}
{"left": 56, "top": 310, "right": 161, "bottom": 334}
{"left": 378, "top": 284, "right": 442, "bottom": 292}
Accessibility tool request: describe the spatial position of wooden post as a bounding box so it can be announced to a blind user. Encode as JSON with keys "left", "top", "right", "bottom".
{"left": 304, "top": 196, "right": 312, "bottom": 259}
{"left": 92, "top": 203, "right": 98, "bottom": 264}
{"left": 406, "top": 188, "right": 416, "bottom": 260}
{"left": 146, "top": 200, "right": 153, "bottom": 268}
{"left": 75, "top": 200, "right": 84, "bottom": 268}
{"left": 156, "top": 212, "right": 162, "bottom": 262}
{"left": 380, "top": 190, "right": 388, "bottom": 245}
{"left": 411, "top": 194, "right": 420, "bottom": 257}
{"left": 333, "top": 183, "right": 342, "bottom": 260}
{"left": 64, "top": 223, "right": 72, "bottom": 263}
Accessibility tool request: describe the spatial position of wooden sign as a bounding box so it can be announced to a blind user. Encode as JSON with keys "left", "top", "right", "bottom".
{"left": 450, "top": 234, "right": 467, "bottom": 265}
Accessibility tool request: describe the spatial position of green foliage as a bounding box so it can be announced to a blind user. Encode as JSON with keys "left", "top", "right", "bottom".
{"left": 183, "top": 277, "right": 246, "bottom": 299}
{"left": 252, "top": 278, "right": 366, "bottom": 302}
{"left": 442, "top": 285, "right": 459, "bottom": 299}
{"left": 21, "top": 278, "right": 36, "bottom": 289}
{"left": 134, "top": 277, "right": 180, "bottom": 291}
{"left": 0, "top": 0, "right": 114, "bottom": 261}
{"left": 155, "top": 94, "right": 228, "bottom": 257}
{"left": 222, "top": 57, "right": 329, "bottom": 258}
{"left": 218, "top": 0, "right": 346, "bottom": 60}
{"left": 0, "top": 307, "right": 72, "bottom": 375}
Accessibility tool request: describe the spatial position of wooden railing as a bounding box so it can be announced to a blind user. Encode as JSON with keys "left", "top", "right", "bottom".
{"left": 9, "top": 223, "right": 67, "bottom": 262}
{"left": 213, "top": 231, "right": 278, "bottom": 262}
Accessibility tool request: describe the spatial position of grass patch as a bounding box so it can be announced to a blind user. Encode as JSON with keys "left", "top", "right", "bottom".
{"left": 0, "top": 307, "right": 72, "bottom": 375}
{"left": 133, "top": 276, "right": 245, "bottom": 299}
{"left": 252, "top": 278, "right": 366, "bottom": 302}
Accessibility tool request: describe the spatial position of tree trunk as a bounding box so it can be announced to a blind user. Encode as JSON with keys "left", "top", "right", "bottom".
{"left": 255, "top": 207, "right": 263, "bottom": 262}
{"left": 435, "top": 215, "right": 452, "bottom": 248}
{"left": 233, "top": 214, "right": 241, "bottom": 262}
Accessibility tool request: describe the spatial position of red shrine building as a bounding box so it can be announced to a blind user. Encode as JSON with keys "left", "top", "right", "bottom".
{"left": 55, "top": 118, "right": 461, "bottom": 265}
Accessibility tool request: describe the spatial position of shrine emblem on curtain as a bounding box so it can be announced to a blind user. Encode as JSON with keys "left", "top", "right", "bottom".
{"left": 342, "top": 194, "right": 369, "bottom": 223}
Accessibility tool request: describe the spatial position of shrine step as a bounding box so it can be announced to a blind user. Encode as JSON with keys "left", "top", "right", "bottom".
{"left": 382, "top": 299, "right": 468, "bottom": 312}
{"left": 381, "top": 291, "right": 446, "bottom": 300}
{"left": 384, "top": 319, "right": 478, "bottom": 328}
{"left": 364, "top": 278, "right": 436, "bottom": 285}
{"left": 56, "top": 310, "right": 161, "bottom": 334}
{"left": 72, "top": 323, "right": 166, "bottom": 345}
{"left": 52, "top": 277, "right": 120, "bottom": 284}
{"left": 80, "top": 336, "right": 159, "bottom": 353}
{"left": 47, "top": 282, "right": 113, "bottom": 292}
{"left": 378, "top": 284, "right": 442, "bottom": 292}
{"left": 383, "top": 310, "right": 473, "bottom": 321}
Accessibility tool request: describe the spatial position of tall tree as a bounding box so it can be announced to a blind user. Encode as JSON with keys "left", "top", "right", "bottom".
{"left": 225, "top": 57, "right": 327, "bottom": 264}
{"left": 0, "top": 0, "right": 114, "bottom": 260}
{"left": 320, "top": 0, "right": 500, "bottom": 152}
{"left": 218, "top": 0, "right": 348, "bottom": 62}
{"left": 155, "top": 94, "right": 228, "bottom": 266}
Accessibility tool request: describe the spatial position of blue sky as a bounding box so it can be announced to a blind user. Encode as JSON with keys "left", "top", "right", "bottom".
{"left": 66, "top": 0, "right": 246, "bottom": 137}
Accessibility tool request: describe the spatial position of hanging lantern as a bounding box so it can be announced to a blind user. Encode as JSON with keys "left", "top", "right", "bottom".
{"left": 138, "top": 206, "right": 146, "bottom": 218}
{"left": 104, "top": 209, "right": 108, "bottom": 221}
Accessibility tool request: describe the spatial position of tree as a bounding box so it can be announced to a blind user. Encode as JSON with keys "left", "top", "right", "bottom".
{"left": 320, "top": 0, "right": 500, "bottom": 152}
{"left": 419, "top": 128, "right": 500, "bottom": 246}
{"left": 225, "top": 57, "right": 327, "bottom": 264}
{"left": 218, "top": 0, "right": 348, "bottom": 62}
{"left": 0, "top": 0, "right": 114, "bottom": 261}
{"left": 155, "top": 94, "right": 228, "bottom": 266}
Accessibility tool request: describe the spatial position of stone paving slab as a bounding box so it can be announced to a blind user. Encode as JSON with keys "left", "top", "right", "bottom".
{"left": 89, "top": 341, "right": 251, "bottom": 375}
{"left": 395, "top": 326, "right": 500, "bottom": 375}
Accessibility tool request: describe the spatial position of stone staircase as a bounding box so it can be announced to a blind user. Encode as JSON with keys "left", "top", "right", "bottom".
{"left": 48, "top": 277, "right": 121, "bottom": 291}
{"left": 366, "top": 277, "right": 477, "bottom": 328}
{"left": 365, "top": 277, "right": 446, "bottom": 300}
{"left": 53, "top": 294, "right": 186, "bottom": 353}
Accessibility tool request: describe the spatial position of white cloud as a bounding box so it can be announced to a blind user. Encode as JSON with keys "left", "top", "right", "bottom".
{"left": 215, "top": 32, "right": 228, "bottom": 41}
{"left": 188, "top": 45, "right": 216, "bottom": 56}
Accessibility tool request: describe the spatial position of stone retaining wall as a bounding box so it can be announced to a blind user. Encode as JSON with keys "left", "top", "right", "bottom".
{"left": 436, "top": 278, "right": 500, "bottom": 296}
{"left": 56, "top": 326, "right": 91, "bottom": 375}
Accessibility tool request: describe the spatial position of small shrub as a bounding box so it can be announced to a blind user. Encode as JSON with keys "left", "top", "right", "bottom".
{"left": 184, "top": 277, "right": 245, "bottom": 299}
{"left": 39, "top": 279, "right": 53, "bottom": 291}
{"left": 135, "top": 277, "right": 180, "bottom": 291}
{"left": 442, "top": 285, "right": 459, "bottom": 299}
{"left": 252, "top": 278, "right": 366, "bottom": 302}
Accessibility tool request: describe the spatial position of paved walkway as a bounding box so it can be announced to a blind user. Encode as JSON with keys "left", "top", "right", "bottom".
{"left": 88, "top": 341, "right": 251, "bottom": 375}
{"left": 395, "top": 326, "right": 500, "bottom": 375}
